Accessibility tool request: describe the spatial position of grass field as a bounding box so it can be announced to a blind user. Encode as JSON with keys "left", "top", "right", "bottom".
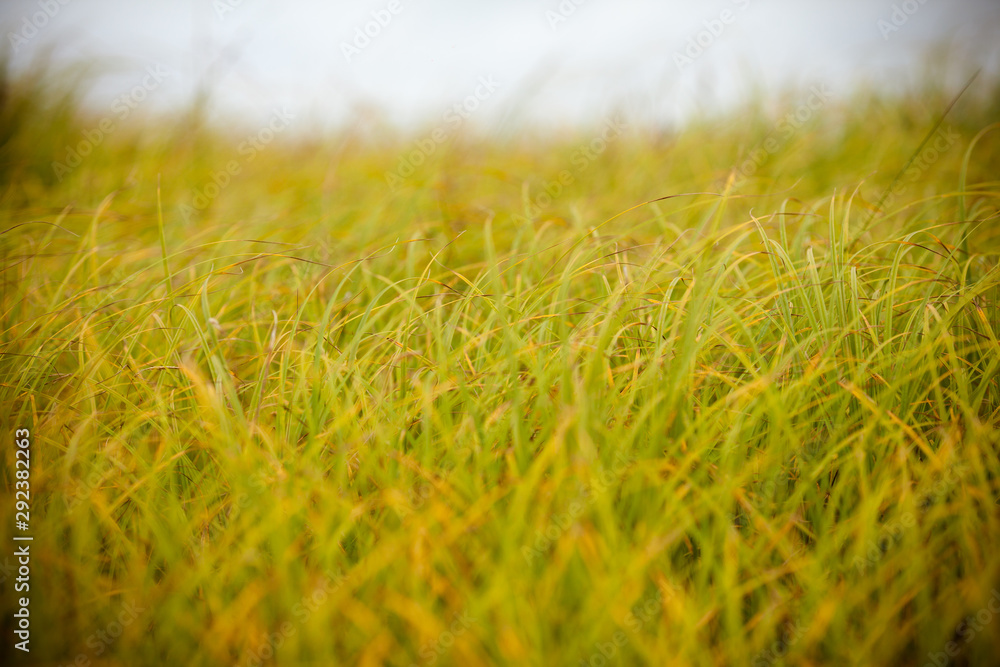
{"left": 2, "top": 63, "right": 1000, "bottom": 666}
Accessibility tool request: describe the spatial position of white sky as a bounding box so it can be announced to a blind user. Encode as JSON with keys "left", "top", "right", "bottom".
{"left": 3, "top": 0, "right": 999, "bottom": 132}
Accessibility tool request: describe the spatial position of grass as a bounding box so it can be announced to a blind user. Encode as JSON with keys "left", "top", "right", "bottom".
{"left": 2, "top": 63, "right": 1000, "bottom": 666}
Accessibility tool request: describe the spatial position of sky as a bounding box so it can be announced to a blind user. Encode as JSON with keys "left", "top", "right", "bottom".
{"left": 3, "top": 0, "right": 999, "bottom": 133}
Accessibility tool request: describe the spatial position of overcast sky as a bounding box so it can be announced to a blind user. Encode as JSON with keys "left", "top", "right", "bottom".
{"left": 3, "top": 0, "right": 998, "bottom": 132}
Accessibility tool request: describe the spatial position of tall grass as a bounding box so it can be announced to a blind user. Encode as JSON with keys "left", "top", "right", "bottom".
{"left": 2, "top": 63, "right": 1000, "bottom": 666}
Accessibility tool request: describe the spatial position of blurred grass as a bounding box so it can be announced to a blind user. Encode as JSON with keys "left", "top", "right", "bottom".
{"left": 2, "top": 60, "right": 1000, "bottom": 666}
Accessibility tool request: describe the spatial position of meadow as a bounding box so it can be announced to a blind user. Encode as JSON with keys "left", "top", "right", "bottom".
{"left": 2, "top": 63, "right": 1000, "bottom": 666}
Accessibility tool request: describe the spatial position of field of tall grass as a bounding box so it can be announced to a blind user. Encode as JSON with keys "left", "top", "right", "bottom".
{"left": 2, "top": 62, "right": 1000, "bottom": 665}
